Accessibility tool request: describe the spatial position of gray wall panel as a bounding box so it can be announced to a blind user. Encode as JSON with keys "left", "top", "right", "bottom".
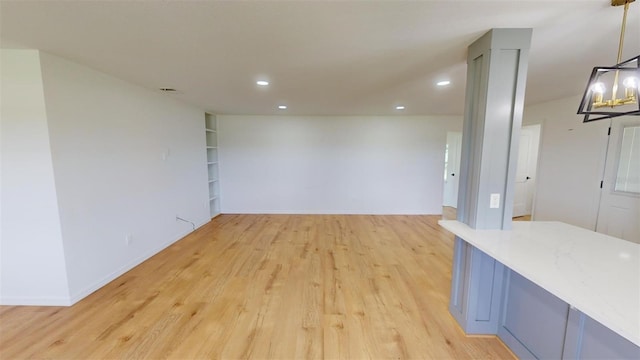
{"left": 499, "top": 270, "right": 569, "bottom": 359}
{"left": 564, "top": 308, "right": 640, "bottom": 359}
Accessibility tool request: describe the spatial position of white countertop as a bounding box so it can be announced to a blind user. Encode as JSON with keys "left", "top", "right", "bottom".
{"left": 438, "top": 220, "right": 640, "bottom": 347}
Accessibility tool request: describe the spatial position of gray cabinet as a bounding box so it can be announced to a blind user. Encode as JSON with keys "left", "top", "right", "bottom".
{"left": 563, "top": 308, "right": 639, "bottom": 359}
{"left": 498, "top": 270, "right": 569, "bottom": 359}
{"left": 450, "top": 239, "right": 640, "bottom": 359}
{"left": 449, "top": 236, "right": 505, "bottom": 334}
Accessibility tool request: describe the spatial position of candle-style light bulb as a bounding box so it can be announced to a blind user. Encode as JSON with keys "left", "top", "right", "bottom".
{"left": 623, "top": 77, "right": 638, "bottom": 100}
{"left": 623, "top": 77, "right": 637, "bottom": 89}
{"left": 591, "top": 82, "right": 606, "bottom": 104}
{"left": 591, "top": 82, "right": 606, "bottom": 93}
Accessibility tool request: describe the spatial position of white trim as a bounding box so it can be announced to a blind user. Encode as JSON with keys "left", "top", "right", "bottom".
{"left": 66, "top": 219, "right": 209, "bottom": 305}
{"left": 0, "top": 296, "right": 72, "bottom": 306}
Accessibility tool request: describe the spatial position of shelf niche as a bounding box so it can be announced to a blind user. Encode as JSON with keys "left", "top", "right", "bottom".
{"left": 205, "top": 113, "right": 220, "bottom": 218}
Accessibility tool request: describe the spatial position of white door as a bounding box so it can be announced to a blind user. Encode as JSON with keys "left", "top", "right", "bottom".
{"left": 596, "top": 118, "right": 640, "bottom": 243}
{"left": 513, "top": 125, "right": 541, "bottom": 217}
{"left": 443, "top": 132, "right": 462, "bottom": 208}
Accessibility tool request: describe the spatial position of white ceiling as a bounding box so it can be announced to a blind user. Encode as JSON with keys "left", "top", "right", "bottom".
{"left": 1, "top": 0, "right": 638, "bottom": 116}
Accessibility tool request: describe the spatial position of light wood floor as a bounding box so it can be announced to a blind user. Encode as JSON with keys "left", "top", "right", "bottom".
{"left": 442, "top": 206, "right": 532, "bottom": 222}
{"left": 0, "top": 215, "right": 515, "bottom": 359}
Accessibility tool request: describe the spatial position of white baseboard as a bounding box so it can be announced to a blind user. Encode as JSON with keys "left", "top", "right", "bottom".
{"left": 220, "top": 210, "right": 438, "bottom": 215}
{"left": 0, "top": 220, "right": 209, "bottom": 307}
{"left": 0, "top": 296, "right": 71, "bottom": 306}
{"left": 67, "top": 220, "right": 208, "bottom": 306}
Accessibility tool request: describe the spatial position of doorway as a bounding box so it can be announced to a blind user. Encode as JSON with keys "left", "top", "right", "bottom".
{"left": 443, "top": 132, "right": 462, "bottom": 208}
{"left": 513, "top": 124, "right": 541, "bottom": 217}
{"left": 442, "top": 124, "right": 541, "bottom": 219}
{"left": 595, "top": 118, "right": 640, "bottom": 243}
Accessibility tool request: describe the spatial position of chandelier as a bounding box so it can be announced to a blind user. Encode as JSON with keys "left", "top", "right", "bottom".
{"left": 577, "top": 0, "right": 640, "bottom": 122}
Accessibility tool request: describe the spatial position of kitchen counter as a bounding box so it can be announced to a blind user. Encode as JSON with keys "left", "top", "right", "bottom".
{"left": 439, "top": 220, "right": 640, "bottom": 347}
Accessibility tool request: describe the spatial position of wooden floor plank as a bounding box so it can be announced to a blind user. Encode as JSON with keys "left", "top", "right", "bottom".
{"left": 0, "top": 214, "right": 515, "bottom": 359}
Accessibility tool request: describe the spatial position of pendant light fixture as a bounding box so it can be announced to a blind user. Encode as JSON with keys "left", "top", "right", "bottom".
{"left": 577, "top": 0, "right": 639, "bottom": 122}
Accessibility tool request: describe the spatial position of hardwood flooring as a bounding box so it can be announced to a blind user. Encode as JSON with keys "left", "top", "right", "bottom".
{"left": 442, "top": 206, "right": 532, "bottom": 222}
{"left": 442, "top": 207, "right": 457, "bottom": 221}
{"left": 0, "top": 215, "right": 515, "bottom": 359}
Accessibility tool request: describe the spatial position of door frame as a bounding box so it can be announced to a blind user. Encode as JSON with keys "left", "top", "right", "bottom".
{"left": 595, "top": 117, "right": 640, "bottom": 242}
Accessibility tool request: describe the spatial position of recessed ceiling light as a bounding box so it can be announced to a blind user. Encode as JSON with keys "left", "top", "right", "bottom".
{"left": 256, "top": 80, "right": 269, "bottom": 86}
{"left": 437, "top": 80, "right": 451, "bottom": 86}
{"left": 278, "top": 105, "right": 287, "bottom": 110}
{"left": 395, "top": 105, "right": 405, "bottom": 110}
{"left": 159, "top": 88, "right": 177, "bottom": 92}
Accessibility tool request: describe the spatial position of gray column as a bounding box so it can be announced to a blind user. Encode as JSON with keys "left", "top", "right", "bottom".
{"left": 449, "top": 28, "right": 532, "bottom": 335}
{"left": 457, "top": 28, "right": 532, "bottom": 230}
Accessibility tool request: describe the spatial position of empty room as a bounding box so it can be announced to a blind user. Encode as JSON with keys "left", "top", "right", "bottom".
{"left": 1, "top": 1, "right": 639, "bottom": 359}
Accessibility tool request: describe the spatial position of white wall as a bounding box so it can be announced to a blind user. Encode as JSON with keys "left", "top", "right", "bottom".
{"left": 523, "top": 95, "right": 609, "bottom": 230}
{"left": 0, "top": 50, "right": 70, "bottom": 305}
{"left": 218, "top": 115, "right": 461, "bottom": 214}
{"left": 1, "top": 50, "right": 210, "bottom": 305}
{"left": 38, "top": 52, "right": 210, "bottom": 302}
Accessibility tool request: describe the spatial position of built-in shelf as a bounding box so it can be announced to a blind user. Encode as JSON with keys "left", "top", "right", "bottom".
{"left": 205, "top": 113, "right": 221, "bottom": 218}
{"left": 205, "top": 115, "right": 217, "bottom": 131}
